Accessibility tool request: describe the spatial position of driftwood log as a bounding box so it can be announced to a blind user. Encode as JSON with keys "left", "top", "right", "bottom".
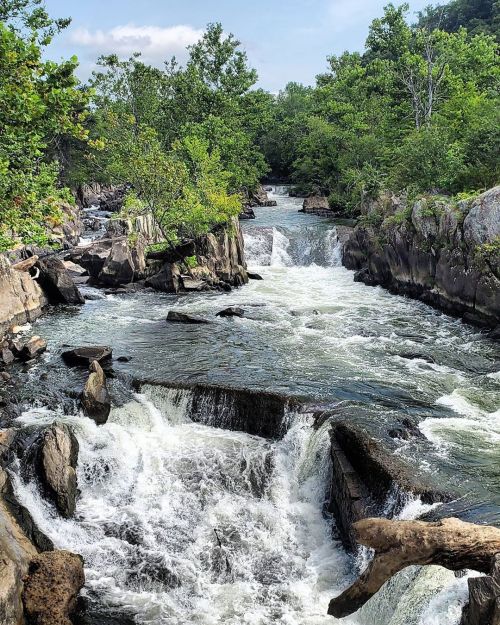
{"left": 328, "top": 517, "right": 500, "bottom": 618}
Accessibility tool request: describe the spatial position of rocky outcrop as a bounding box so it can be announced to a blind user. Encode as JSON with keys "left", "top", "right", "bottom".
{"left": 23, "top": 550, "right": 85, "bottom": 625}
{"left": 239, "top": 206, "right": 256, "bottom": 220}
{"left": 343, "top": 187, "right": 500, "bottom": 328}
{"left": 81, "top": 361, "right": 111, "bottom": 425}
{"left": 40, "top": 424, "right": 79, "bottom": 518}
{"left": 0, "top": 256, "right": 47, "bottom": 339}
{"left": 36, "top": 257, "right": 85, "bottom": 305}
{"left": 328, "top": 423, "right": 448, "bottom": 550}
{"left": 49, "top": 203, "right": 84, "bottom": 249}
{"left": 145, "top": 219, "right": 248, "bottom": 293}
{"left": 328, "top": 517, "right": 500, "bottom": 619}
{"left": 300, "top": 195, "right": 332, "bottom": 216}
{"left": 249, "top": 186, "right": 277, "bottom": 208}
{"left": 76, "top": 183, "right": 127, "bottom": 213}
{"left": 18, "top": 336, "right": 47, "bottom": 361}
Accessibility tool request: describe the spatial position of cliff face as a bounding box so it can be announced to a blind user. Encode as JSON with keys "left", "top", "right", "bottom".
{"left": 343, "top": 187, "right": 500, "bottom": 328}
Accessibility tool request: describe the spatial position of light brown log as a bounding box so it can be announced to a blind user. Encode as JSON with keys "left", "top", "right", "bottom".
{"left": 328, "top": 517, "right": 500, "bottom": 618}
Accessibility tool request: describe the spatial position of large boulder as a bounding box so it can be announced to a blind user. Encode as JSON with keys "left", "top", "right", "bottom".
{"left": 166, "top": 311, "right": 209, "bottom": 324}
{"left": 23, "top": 550, "right": 85, "bottom": 625}
{"left": 62, "top": 346, "right": 112, "bottom": 367}
{"left": 18, "top": 335, "right": 47, "bottom": 361}
{"left": 81, "top": 360, "right": 111, "bottom": 425}
{"left": 97, "top": 236, "right": 146, "bottom": 287}
{"left": 300, "top": 196, "right": 331, "bottom": 215}
{"left": 249, "top": 187, "right": 277, "bottom": 207}
{"left": 36, "top": 256, "right": 85, "bottom": 305}
{"left": 0, "top": 255, "right": 47, "bottom": 339}
{"left": 40, "top": 424, "right": 79, "bottom": 518}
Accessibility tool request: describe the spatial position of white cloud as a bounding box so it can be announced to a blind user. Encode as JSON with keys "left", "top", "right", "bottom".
{"left": 70, "top": 24, "right": 203, "bottom": 62}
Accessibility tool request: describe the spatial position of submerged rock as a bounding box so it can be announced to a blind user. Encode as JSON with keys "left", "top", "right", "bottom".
{"left": 40, "top": 424, "right": 79, "bottom": 518}
{"left": 36, "top": 256, "right": 85, "bottom": 305}
{"left": 216, "top": 307, "right": 245, "bottom": 318}
{"left": 166, "top": 311, "right": 209, "bottom": 324}
{"left": 62, "top": 346, "right": 112, "bottom": 367}
{"left": 248, "top": 272, "right": 263, "bottom": 280}
{"left": 81, "top": 360, "right": 111, "bottom": 425}
{"left": 23, "top": 550, "right": 85, "bottom": 625}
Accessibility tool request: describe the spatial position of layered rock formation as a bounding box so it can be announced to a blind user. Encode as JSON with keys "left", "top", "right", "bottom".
{"left": 76, "top": 183, "right": 127, "bottom": 213}
{"left": 300, "top": 195, "right": 332, "bottom": 216}
{"left": 343, "top": 187, "right": 500, "bottom": 328}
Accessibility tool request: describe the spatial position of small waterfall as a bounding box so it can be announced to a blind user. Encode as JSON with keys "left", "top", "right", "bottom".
{"left": 12, "top": 396, "right": 354, "bottom": 624}
{"left": 244, "top": 225, "right": 341, "bottom": 268}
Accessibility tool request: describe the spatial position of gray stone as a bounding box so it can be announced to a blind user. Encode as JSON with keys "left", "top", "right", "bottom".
{"left": 81, "top": 360, "right": 111, "bottom": 425}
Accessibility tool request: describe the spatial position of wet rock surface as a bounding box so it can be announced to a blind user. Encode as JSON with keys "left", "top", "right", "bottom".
{"left": 23, "top": 550, "right": 85, "bottom": 625}
{"left": 216, "top": 306, "right": 245, "bottom": 318}
{"left": 62, "top": 346, "right": 112, "bottom": 367}
{"left": 300, "top": 195, "right": 332, "bottom": 216}
{"left": 461, "top": 554, "right": 500, "bottom": 625}
{"left": 40, "top": 423, "right": 79, "bottom": 518}
{"left": 81, "top": 360, "right": 111, "bottom": 425}
{"left": 166, "top": 311, "right": 209, "bottom": 324}
{"left": 328, "top": 422, "right": 449, "bottom": 550}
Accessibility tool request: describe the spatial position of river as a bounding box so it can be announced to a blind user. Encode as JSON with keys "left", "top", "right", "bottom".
{"left": 11, "top": 187, "right": 500, "bottom": 624}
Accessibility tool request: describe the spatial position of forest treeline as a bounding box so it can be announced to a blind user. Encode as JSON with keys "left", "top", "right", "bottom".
{"left": 0, "top": 0, "right": 498, "bottom": 250}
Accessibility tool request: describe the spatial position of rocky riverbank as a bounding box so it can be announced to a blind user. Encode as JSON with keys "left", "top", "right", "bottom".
{"left": 343, "top": 186, "right": 500, "bottom": 329}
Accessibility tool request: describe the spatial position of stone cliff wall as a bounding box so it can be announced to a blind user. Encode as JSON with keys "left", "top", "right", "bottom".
{"left": 343, "top": 187, "right": 500, "bottom": 328}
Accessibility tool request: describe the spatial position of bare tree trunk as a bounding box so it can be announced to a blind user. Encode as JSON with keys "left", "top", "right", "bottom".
{"left": 328, "top": 517, "right": 500, "bottom": 618}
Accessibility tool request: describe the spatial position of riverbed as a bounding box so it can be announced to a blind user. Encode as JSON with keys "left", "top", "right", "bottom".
{"left": 12, "top": 188, "right": 500, "bottom": 624}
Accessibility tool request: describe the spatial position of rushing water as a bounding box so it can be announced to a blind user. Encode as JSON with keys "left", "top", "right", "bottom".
{"left": 11, "top": 188, "right": 499, "bottom": 624}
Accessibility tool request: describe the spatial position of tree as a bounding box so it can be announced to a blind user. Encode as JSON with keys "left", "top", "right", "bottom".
{"left": 0, "top": 15, "right": 89, "bottom": 250}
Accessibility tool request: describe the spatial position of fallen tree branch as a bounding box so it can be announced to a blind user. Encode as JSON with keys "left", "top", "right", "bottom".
{"left": 328, "top": 517, "right": 500, "bottom": 618}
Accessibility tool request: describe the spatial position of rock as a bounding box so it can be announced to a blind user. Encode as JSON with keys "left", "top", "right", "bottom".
{"left": 50, "top": 202, "right": 84, "bottom": 249}
{"left": 0, "top": 255, "right": 47, "bottom": 339}
{"left": 343, "top": 186, "right": 500, "bottom": 328}
{"left": 145, "top": 263, "right": 182, "bottom": 293}
{"left": 250, "top": 187, "right": 277, "bottom": 207}
{"left": 300, "top": 196, "right": 331, "bottom": 215}
{"left": 166, "top": 311, "right": 209, "bottom": 324}
{"left": 328, "top": 423, "right": 448, "bottom": 550}
{"left": 399, "top": 352, "right": 436, "bottom": 364}
{"left": 77, "top": 182, "right": 127, "bottom": 212}
{"left": 81, "top": 360, "right": 111, "bottom": 425}
{"left": 216, "top": 307, "right": 245, "bottom": 318}
{"left": 11, "top": 256, "right": 39, "bottom": 272}
{"left": 328, "top": 517, "right": 500, "bottom": 619}
{"left": 0, "top": 348, "right": 14, "bottom": 366}
{"left": 36, "top": 256, "right": 85, "bottom": 305}
{"left": 0, "top": 371, "right": 11, "bottom": 382}
{"left": 248, "top": 272, "right": 263, "bottom": 280}
{"left": 388, "top": 418, "right": 424, "bottom": 440}
{"left": 239, "top": 206, "right": 256, "bottom": 220}
{"left": 98, "top": 237, "right": 145, "bottom": 287}
{"left": 23, "top": 550, "right": 85, "bottom": 625}
{"left": 39, "top": 424, "right": 79, "bottom": 518}
{"left": 68, "top": 239, "right": 113, "bottom": 279}
{"left": 62, "top": 346, "right": 112, "bottom": 367}
{"left": 19, "top": 336, "right": 47, "bottom": 361}
{"left": 0, "top": 468, "right": 39, "bottom": 625}
{"left": 461, "top": 554, "right": 500, "bottom": 625}
{"left": 116, "top": 356, "right": 131, "bottom": 362}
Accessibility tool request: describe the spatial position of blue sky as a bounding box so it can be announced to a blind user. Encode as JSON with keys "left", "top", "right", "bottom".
{"left": 44, "top": 0, "right": 432, "bottom": 91}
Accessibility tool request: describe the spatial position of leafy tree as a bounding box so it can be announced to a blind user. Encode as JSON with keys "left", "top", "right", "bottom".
{"left": 418, "top": 0, "right": 499, "bottom": 40}
{"left": 0, "top": 13, "right": 88, "bottom": 250}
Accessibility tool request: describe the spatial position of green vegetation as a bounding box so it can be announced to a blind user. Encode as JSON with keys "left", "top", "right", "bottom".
{"left": 265, "top": 2, "right": 499, "bottom": 213}
{"left": 0, "top": 0, "right": 498, "bottom": 250}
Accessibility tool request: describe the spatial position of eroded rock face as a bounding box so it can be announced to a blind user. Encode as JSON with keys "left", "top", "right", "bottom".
{"left": 23, "top": 550, "right": 85, "bottom": 625}
{"left": 0, "top": 255, "right": 47, "bottom": 339}
{"left": 249, "top": 187, "right": 277, "bottom": 208}
{"left": 76, "top": 183, "right": 127, "bottom": 212}
{"left": 36, "top": 257, "right": 85, "bottom": 305}
{"left": 343, "top": 187, "right": 500, "bottom": 328}
{"left": 81, "top": 360, "right": 111, "bottom": 424}
{"left": 461, "top": 554, "right": 500, "bottom": 625}
{"left": 40, "top": 424, "right": 79, "bottom": 518}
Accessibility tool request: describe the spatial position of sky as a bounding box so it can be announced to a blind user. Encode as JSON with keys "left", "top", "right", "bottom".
{"left": 44, "top": 0, "right": 432, "bottom": 92}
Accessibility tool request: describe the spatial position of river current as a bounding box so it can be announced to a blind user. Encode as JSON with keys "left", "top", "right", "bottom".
{"left": 12, "top": 188, "right": 500, "bottom": 624}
